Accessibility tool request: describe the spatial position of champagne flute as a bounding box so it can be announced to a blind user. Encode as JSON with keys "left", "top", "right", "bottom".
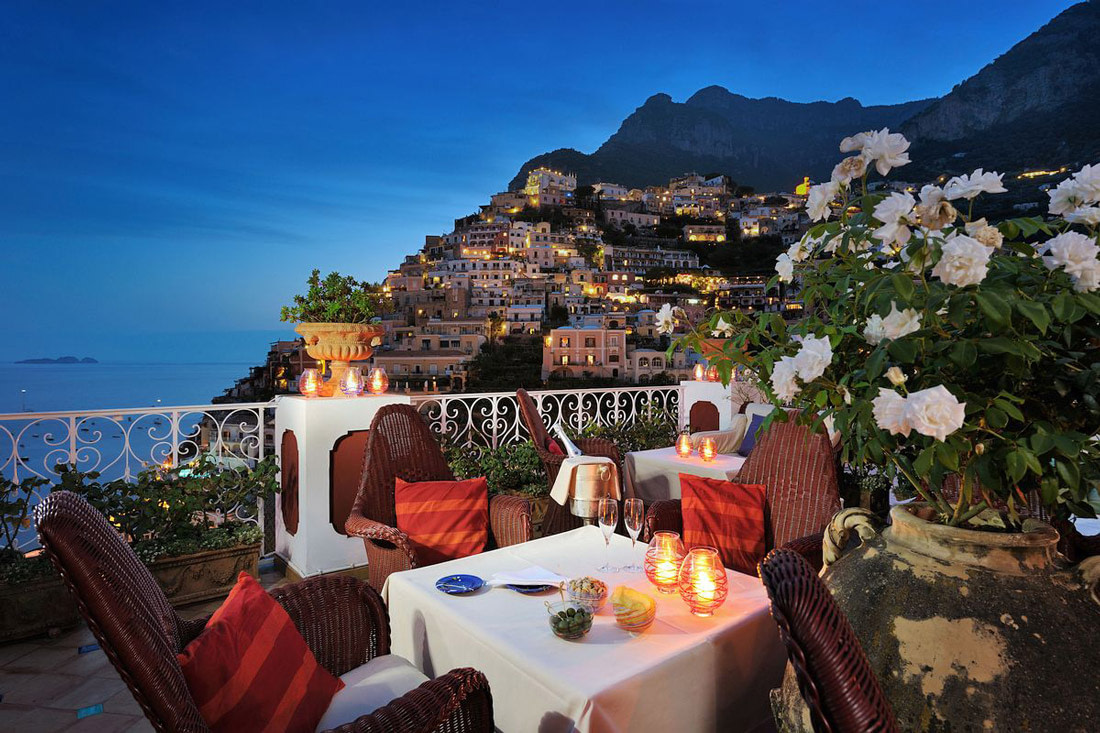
{"left": 623, "top": 498, "right": 644, "bottom": 572}
{"left": 597, "top": 497, "right": 619, "bottom": 572}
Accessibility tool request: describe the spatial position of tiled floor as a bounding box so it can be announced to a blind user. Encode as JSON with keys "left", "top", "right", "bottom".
{"left": 0, "top": 562, "right": 287, "bottom": 732}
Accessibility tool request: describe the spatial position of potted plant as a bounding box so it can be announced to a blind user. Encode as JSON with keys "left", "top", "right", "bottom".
{"left": 0, "top": 474, "right": 80, "bottom": 641}
{"left": 57, "top": 455, "right": 279, "bottom": 606}
{"left": 281, "top": 269, "right": 389, "bottom": 396}
{"left": 675, "top": 130, "right": 1100, "bottom": 730}
{"left": 446, "top": 441, "right": 552, "bottom": 535}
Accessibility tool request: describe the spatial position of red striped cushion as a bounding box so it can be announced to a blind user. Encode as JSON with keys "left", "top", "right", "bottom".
{"left": 679, "top": 473, "right": 767, "bottom": 576}
{"left": 395, "top": 477, "right": 489, "bottom": 566}
{"left": 177, "top": 572, "right": 343, "bottom": 733}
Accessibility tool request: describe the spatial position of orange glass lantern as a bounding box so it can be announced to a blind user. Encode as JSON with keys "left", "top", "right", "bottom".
{"left": 644, "top": 531, "right": 686, "bottom": 594}
{"left": 298, "top": 368, "right": 321, "bottom": 397}
{"left": 678, "top": 546, "right": 728, "bottom": 617}
{"left": 367, "top": 367, "right": 389, "bottom": 395}
{"left": 692, "top": 363, "right": 706, "bottom": 381}
{"left": 339, "top": 366, "right": 365, "bottom": 396}
{"left": 700, "top": 437, "right": 717, "bottom": 462}
{"left": 705, "top": 365, "right": 719, "bottom": 382}
{"left": 675, "top": 430, "right": 693, "bottom": 458}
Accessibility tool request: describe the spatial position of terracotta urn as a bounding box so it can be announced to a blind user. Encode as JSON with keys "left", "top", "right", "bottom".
{"left": 772, "top": 504, "right": 1100, "bottom": 731}
{"left": 295, "top": 322, "right": 385, "bottom": 397}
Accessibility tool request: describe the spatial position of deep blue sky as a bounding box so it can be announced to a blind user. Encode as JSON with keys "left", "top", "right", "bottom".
{"left": 0, "top": 0, "right": 1078, "bottom": 363}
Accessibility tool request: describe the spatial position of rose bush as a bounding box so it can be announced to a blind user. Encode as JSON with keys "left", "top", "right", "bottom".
{"left": 671, "top": 130, "right": 1100, "bottom": 527}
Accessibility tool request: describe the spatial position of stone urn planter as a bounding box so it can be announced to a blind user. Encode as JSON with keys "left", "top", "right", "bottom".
{"left": 295, "top": 322, "right": 385, "bottom": 396}
{"left": 0, "top": 574, "right": 81, "bottom": 641}
{"left": 772, "top": 504, "right": 1100, "bottom": 732}
{"left": 147, "top": 542, "right": 260, "bottom": 607}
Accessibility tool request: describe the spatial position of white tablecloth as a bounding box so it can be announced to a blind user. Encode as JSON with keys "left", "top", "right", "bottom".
{"left": 625, "top": 447, "right": 746, "bottom": 503}
{"left": 382, "top": 527, "right": 785, "bottom": 733}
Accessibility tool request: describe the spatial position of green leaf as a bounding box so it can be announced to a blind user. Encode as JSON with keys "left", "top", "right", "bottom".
{"left": 1014, "top": 301, "right": 1050, "bottom": 334}
{"left": 975, "top": 291, "right": 1011, "bottom": 327}
{"left": 1052, "top": 292, "right": 1075, "bottom": 321}
{"left": 1005, "top": 451, "right": 1027, "bottom": 483}
{"left": 887, "top": 338, "right": 918, "bottom": 364}
{"left": 993, "top": 398, "right": 1025, "bottom": 422}
{"left": 985, "top": 406, "right": 1008, "bottom": 429}
{"left": 978, "top": 337, "right": 1022, "bottom": 356}
{"left": 1029, "top": 432, "right": 1055, "bottom": 456}
{"left": 937, "top": 442, "right": 959, "bottom": 472}
{"left": 1056, "top": 459, "right": 1080, "bottom": 489}
{"left": 891, "top": 273, "right": 915, "bottom": 303}
{"left": 913, "top": 446, "right": 935, "bottom": 476}
{"left": 949, "top": 341, "right": 977, "bottom": 368}
{"left": 865, "top": 349, "right": 887, "bottom": 381}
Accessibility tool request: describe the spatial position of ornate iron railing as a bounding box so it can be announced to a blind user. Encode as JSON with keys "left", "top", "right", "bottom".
{"left": 0, "top": 402, "right": 276, "bottom": 483}
{"left": 411, "top": 385, "right": 681, "bottom": 449}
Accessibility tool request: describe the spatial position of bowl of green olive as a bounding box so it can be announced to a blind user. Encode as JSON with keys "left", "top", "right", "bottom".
{"left": 546, "top": 600, "right": 593, "bottom": 640}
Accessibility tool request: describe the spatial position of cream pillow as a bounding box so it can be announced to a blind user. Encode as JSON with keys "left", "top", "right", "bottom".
{"left": 691, "top": 415, "right": 748, "bottom": 455}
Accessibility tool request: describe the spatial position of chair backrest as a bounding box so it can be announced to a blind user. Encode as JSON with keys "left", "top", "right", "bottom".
{"left": 758, "top": 548, "right": 898, "bottom": 733}
{"left": 352, "top": 403, "right": 455, "bottom": 528}
{"left": 516, "top": 388, "right": 552, "bottom": 451}
{"left": 35, "top": 491, "right": 208, "bottom": 732}
{"left": 738, "top": 414, "right": 841, "bottom": 549}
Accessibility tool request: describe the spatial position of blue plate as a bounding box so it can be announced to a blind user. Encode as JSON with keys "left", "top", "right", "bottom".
{"left": 435, "top": 574, "right": 484, "bottom": 594}
{"left": 506, "top": 584, "right": 554, "bottom": 594}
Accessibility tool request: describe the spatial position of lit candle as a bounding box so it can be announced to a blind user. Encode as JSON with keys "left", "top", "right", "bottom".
{"left": 693, "top": 363, "right": 706, "bottom": 381}
{"left": 705, "top": 365, "right": 719, "bottom": 382}
{"left": 367, "top": 367, "right": 389, "bottom": 395}
{"left": 700, "top": 437, "right": 717, "bottom": 462}
{"left": 299, "top": 368, "right": 321, "bottom": 397}
{"left": 675, "top": 430, "right": 693, "bottom": 459}
{"left": 339, "top": 366, "right": 365, "bottom": 397}
{"left": 644, "top": 531, "right": 686, "bottom": 594}
{"left": 678, "top": 547, "right": 728, "bottom": 617}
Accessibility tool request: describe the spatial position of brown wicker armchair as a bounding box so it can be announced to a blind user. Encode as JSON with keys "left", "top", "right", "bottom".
{"left": 346, "top": 404, "right": 532, "bottom": 590}
{"left": 515, "top": 388, "right": 623, "bottom": 536}
{"left": 644, "top": 415, "right": 840, "bottom": 570}
{"left": 758, "top": 548, "right": 898, "bottom": 733}
{"left": 34, "top": 490, "right": 494, "bottom": 733}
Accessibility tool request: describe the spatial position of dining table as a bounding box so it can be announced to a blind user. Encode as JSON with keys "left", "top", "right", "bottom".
{"left": 624, "top": 446, "right": 746, "bottom": 503}
{"left": 381, "top": 526, "right": 786, "bottom": 733}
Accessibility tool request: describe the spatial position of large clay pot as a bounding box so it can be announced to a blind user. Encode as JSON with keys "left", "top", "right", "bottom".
{"left": 773, "top": 504, "right": 1100, "bottom": 732}
{"left": 295, "top": 322, "right": 384, "bottom": 396}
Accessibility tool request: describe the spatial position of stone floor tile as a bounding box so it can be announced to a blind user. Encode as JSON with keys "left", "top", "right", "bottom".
{"left": 0, "top": 642, "right": 42, "bottom": 667}
{"left": 4, "top": 645, "right": 112, "bottom": 677}
{"left": 49, "top": 675, "right": 128, "bottom": 711}
{"left": 121, "top": 716, "right": 155, "bottom": 732}
{"left": 0, "top": 703, "right": 75, "bottom": 733}
{"left": 0, "top": 671, "right": 83, "bottom": 706}
{"left": 101, "top": 687, "right": 144, "bottom": 718}
{"left": 62, "top": 711, "right": 141, "bottom": 732}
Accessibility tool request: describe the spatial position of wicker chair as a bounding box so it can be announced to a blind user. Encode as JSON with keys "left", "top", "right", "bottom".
{"left": 515, "top": 388, "right": 623, "bottom": 536}
{"left": 345, "top": 404, "right": 532, "bottom": 590}
{"left": 758, "top": 548, "right": 898, "bottom": 733}
{"left": 644, "top": 415, "right": 840, "bottom": 570}
{"left": 34, "top": 491, "right": 494, "bottom": 733}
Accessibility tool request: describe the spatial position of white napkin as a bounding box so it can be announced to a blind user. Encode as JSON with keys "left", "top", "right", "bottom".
{"left": 488, "top": 566, "right": 569, "bottom": 587}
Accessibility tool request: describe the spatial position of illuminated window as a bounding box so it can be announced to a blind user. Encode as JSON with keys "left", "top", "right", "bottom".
{"left": 586, "top": 354, "right": 595, "bottom": 365}
{"left": 559, "top": 337, "right": 570, "bottom": 348}
{"left": 560, "top": 355, "right": 569, "bottom": 366}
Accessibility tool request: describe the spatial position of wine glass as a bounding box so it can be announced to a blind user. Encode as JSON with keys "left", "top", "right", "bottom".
{"left": 597, "top": 497, "right": 619, "bottom": 572}
{"left": 623, "top": 498, "right": 644, "bottom": 572}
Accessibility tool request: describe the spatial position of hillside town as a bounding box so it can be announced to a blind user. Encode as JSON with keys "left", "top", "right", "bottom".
{"left": 218, "top": 167, "right": 817, "bottom": 401}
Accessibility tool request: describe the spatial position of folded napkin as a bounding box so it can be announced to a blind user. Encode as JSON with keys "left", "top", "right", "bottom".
{"left": 487, "top": 566, "right": 569, "bottom": 587}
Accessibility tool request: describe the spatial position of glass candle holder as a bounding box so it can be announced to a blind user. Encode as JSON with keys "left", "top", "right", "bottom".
{"left": 367, "top": 367, "right": 389, "bottom": 395}
{"left": 692, "top": 363, "right": 706, "bottom": 381}
{"left": 678, "top": 546, "right": 728, "bottom": 617}
{"left": 700, "top": 437, "right": 717, "bottom": 462}
{"left": 339, "top": 366, "right": 365, "bottom": 396}
{"left": 705, "top": 365, "right": 720, "bottom": 382}
{"left": 644, "top": 531, "right": 686, "bottom": 594}
{"left": 298, "top": 368, "right": 321, "bottom": 397}
{"left": 675, "top": 430, "right": 693, "bottom": 459}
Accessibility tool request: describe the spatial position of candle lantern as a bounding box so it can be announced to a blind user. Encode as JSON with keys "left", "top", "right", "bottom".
{"left": 700, "top": 437, "right": 717, "bottom": 462}
{"left": 367, "top": 367, "right": 389, "bottom": 395}
{"left": 339, "top": 366, "right": 365, "bottom": 396}
{"left": 678, "top": 546, "right": 728, "bottom": 617}
{"left": 692, "top": 363, "right": 706, "bottom": 381}
{"left": 298, "top": 368, "right": 321, "bottom": 397}
{"left": 705, "top": 365, "right": 720, "bottom": 382}
{"left": 644, "top": 531, "right": 686, "bottom": 594}
{"left": 675, "top": 430, "right": 693, "bottom": 459}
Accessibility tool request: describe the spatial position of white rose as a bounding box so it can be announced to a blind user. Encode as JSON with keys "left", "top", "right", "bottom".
{"left": 770, "top": 356, "right": 801, "bottom": 402}
{"left": 885, "top": 366, "right": 908, "bottom": 386}
{"left": 1042, "top": 231, "right": 1100, "bottom": 278}
{"left": 943, "top": 169, "right": 1006, "bottom": 200}
{"left": 786, "top": 238, "right": 811, "bottom": 263}
{"left": 792, "top": 335, "right": 833, "bottom": 382}
{"left": 838, "top": 385, "right": 853, "bottom": 404}
{"left": 1048, "top": 177, "right": 1086, "bottom": 216}
{"left": 1072, "top": 259, "right": 1100, "bottom": 293}
{"left": 860, "top": 128, "right": 911, "bottom": 176}
{"left": 839, "top": 131, "right": 871, "bottom": 153}
{"left": 872, "top": 388, "right": 911, "bottom": 437}
{"left": 711, "top": 317, "right": 734, "bottom": 338}
{"left": 655, "top": 303, "right": 675, "bottom": 335}
{"left": 881, "top": 301, "right": 922, "bottom": 340}
{"left": 831, "top": 155, "right": 868, "bottom": 185}
{"left": 905, "top": 385, "right": 966, "bottom": 442}
{"left": 1066, "top": 206, "right": 1100, "bottom": 226}
{"left": 916, "top": 185, "right": 956, "bottom": 230}
{"left": 964, "top": 218, "right": 1004, "bottom": 249}
{"left": 807, "top": 181, "right": 840, "bottom": 221}
{"left": 863, "top": 314, "right": 886, "bottom": 345}
{"left": 932, "top": 235, "right": 991, "bottom": 287}
{"left": 1072, "top": 163, "right": 1100, "bottom": 202}
{"left": 775, "top": 252, "right": 795, "bottom": 283}
{"left": 872, "top": 192, "right": 916, "bottom": 247}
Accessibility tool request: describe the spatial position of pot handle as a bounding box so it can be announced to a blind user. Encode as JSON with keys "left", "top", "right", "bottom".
{"left": 822, "top": 508, "right": 881, "bottom": 569}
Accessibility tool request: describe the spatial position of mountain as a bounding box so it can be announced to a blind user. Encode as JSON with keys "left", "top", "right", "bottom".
{"left": 510, "top": 1, "right": 1100, "bottom": 192}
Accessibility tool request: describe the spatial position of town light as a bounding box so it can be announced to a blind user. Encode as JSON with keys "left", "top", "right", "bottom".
{"left": 678, "top": 546, "right": 728, "bottom": 617}
{"left": 339, "top": 366, "right": 365, "bottom": 397}
{"left": 368, "top": 367, "right": 389, "bottom": 395}
{"left": 298, "top": 368, "right": 321, "bottom": 398}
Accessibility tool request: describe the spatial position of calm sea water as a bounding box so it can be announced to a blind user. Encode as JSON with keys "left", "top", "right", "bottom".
{"left": 0, "top": 362, "right": 252, "bottom": 414}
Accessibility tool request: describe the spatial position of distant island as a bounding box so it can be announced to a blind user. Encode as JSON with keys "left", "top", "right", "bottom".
{"left": 16, "top": 356, "right": 99, "bottom": 364}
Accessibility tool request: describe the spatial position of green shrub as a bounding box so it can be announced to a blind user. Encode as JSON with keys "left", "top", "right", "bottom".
{"left": 576, "top": 411, "right": 679, "bottom": 454}
{"left": 445, "top": 441, "right": 548, "bottom": 497}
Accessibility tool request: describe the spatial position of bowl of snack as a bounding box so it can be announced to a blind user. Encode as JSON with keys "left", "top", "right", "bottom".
{"left": 611, "top": 585, "right": 657, "bottom": 632}
{"left": 566, "top": 576, "right": 608, "bottom": 613}
{"left": 546, "top": 601, "right": 594, "bottom": 640}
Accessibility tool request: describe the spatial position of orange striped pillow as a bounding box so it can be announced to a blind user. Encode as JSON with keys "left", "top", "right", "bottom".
{"left": 395, "top": 477, "right": 489, "bottom": 566}
{"left": 177, "top": 572, "right": 343, "bottom": 732}
{"left": 679, "top": 473, "right": 767, "bottom": 576}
